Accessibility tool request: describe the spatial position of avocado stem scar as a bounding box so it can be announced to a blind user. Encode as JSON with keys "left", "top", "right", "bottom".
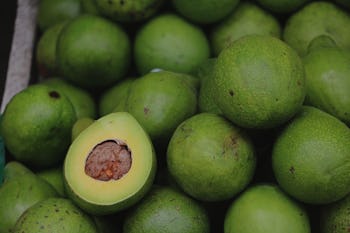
{"left": 85, "top": 139, "right": 132, "bottom": 181}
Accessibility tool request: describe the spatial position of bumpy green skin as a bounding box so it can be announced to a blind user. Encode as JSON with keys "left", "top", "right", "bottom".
{"left": 36, "top": 22, "right": 67, "bottom": 77}
{"left": 256, "top": 0, "right": 311, "bottom": 13}
{"left": 272, "top": 106, "right": 350, "bottom": 204}
{"left": 42, "top": 78, "right": 96, "bottom": 119}
{"left": 0, "top": 174, "right": 58, "bottom": 233}
{"left": 81, "top": 0, "right": 101, "bottom": 15}
{"left": 37, "top": 0, "right": 81, "bottom": 31}
{"left": 224, "top": 184, "right": 311, "bottom": 233}
{"left": 13, "top": 198, "right": 97, "bottom": 233}
{"left": 96, "top": 0, "right": 163, "bottom": 22}
{"left": 0, "top": 84, "right": 76, "bottom": 168}
{"left": 37, "top": 167, "right": 66, "bottom": 197}
{"left": 134, "top": 14, "right": 210, "bottom": 75}
{"left": 172, "top": 0, "right": 239, "bottom": 24}
{"left": 57, "top": 15, "right": 131, "bottom": 89}
{"left": 99, "top": 78, "right": 134, "bottom": 116}
{"left": 120, "top": 71, "right": 197, "bottom": 142}
{"left": 167, "top": 113, "right": 256, "bottom": 201}
{"left": 321, "top": 194, "right": 350, "bottom": 233}
{"left": 123, "top": 186, "right": 210, "bottom": 233}
{"left": 3, "top": 161, "right": 33, "bottom": 182}
{"left": 303, "top": 37, "right": 350, "bottom": 125}
{"left": 197, "top": 59, "right": 222, "bottom": 115}
{"left": 213, "top": 35, "right": 305, "bottom": 129}
{"left": 283, "top": 1, "right": 350, "bottom": 56}
{"left": 210, "top": 2, "right": 281, "bottom": 56}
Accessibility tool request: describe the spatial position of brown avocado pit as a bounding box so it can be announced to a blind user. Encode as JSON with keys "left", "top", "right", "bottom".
{"left": 85, "top": 140, "right": 132, "bottom": 181}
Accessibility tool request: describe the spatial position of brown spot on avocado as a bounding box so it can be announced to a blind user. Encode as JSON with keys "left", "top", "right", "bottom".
{"left": 289, "top": 166, "right": 295, "bottom": 174}
{"left": 144, "top": 107, "right": 150, "bottom": 115}
{"left": 49, "top": 91, "right": 60, "bottom": 98}
{"left": 229, "top": 90, "right": 234, "bottom": 96}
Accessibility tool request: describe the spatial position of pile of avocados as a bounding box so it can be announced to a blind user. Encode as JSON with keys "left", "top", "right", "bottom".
{"left": 1, "top": 0, "right": 350, "bottom": 232}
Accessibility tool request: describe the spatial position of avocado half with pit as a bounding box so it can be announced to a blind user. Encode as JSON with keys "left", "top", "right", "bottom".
{"left": 64, "top": 112, "right": 156, "bottom": 215}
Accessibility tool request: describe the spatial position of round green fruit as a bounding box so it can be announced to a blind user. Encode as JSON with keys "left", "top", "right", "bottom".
{"left": 213, "top": 35, "right": 305, "bottom": 129}
{"left": 0, "top": 173, "right": 58, "bottom": 233}
{"left": 210, "top": 2, "right": 281, "bottom": 56}
{"left": 171, "top": 0, "right": 239, "bottom": 24}
{"left": 123, "top": 186, "right": 210, "bottom": 233}
{"left": 224, "top": 184, "right": 311, "bottom": 233}
{"left": 134, "top": 14, "right": 210, "bottom": 75}
{"left": 81, "top": 0, "right": 101, "bottom": 15}
{"left": 283, "top": 1, "right": 350, "bottom": 56}
{"left": 13, "top": 198, "right": 98, "bottom": 233}
{"left": 303, "top": 35, "right": 350, "bottom": 125}
{"left": 96, "top": 0, "right": 163, "bottom": 22}
{"left": 64, "top": 112, "right": 156, "bottom": 215}
{"left": 320, "top": 194, "right": 350, "bottom": 233}
{"left": 71, "top": 117, "right": 95, "bottom": 141}
{"left": 37, "top": 0, "right": 81, "bottom": 31}
{"left": 36, "top": 22, "right": 67, "bottom": 77}
{"left": 1, "top": 84, "right": 76, "bottom": 168}
{"left": 272, "top": 106, "right": 350, "bottom": 204}
{"left": 57, "top": 15, "right": 131, "bottom": 89}
{"left": 115, "top": 71, "right": 197, "bottom": 142}
{"left": 3, "top": 161, "right": 33, "bottom": 182}
{"left": 167, "top": 113, "right": 256, "bottom": 201}
{"left": 37, "top": 167, "right": 66, "bottom": 197}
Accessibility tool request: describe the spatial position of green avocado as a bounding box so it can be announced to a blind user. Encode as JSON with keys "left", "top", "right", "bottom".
{"left": 0, "top": 173, "right": 58, "bottom": 233}
{"left": 56, "top": 15, "right": 131, "bottom": 89}
{"left": 303, "top": 35, "right": 350, "bottom": 125}
{"left": 71, "top": 117, "right": 95, "bottom": 141}
{"left": 64, "top": 112, "right": 156, "bottom": 215}
{"left": 256, "top": 0, "right": 311, "bottom": 13}
{"left": 123, "top": 186, "right": 210, "bottom": 233}
{"left": 13, "top": 198, "right": 98, "bottom": 233}
{"left": 283, "top": 1, "right": 350, "bottom": 56}
{"left": 3, "top": 161, "right": 33, "bottom": 182}
{"left": 167, "top": 113, "right": 256, "bottom": 201}
{"left": 81, "top": 0, "right": 101, "bottom": 15}
{"left": 224, "top": 184, "right": 311, "bottom": 233}
{"left": 1, "top": 84, "right": 77, "bottom": 168}
{"left": 272, "top": 106, "right": 350, "bottom": 204}
{"left": 114, "top": 71, "right": 198, "bottom": 143}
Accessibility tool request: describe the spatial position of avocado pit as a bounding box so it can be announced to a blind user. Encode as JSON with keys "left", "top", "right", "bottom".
{"left": 85, "top": 140, "right": 132, "bottom": 181}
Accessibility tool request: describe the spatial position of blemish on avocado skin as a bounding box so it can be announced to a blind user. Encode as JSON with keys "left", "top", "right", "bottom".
{"left": 289, "top": 166, "right": 295, "bottom": 174}
{"left": 229, "top": 90, "right": 234, "bottom": 97}
{"left": 49, "top": 91, "right": 60, "bottom": 98}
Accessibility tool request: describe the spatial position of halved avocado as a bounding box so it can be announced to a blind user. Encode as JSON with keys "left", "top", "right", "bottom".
{"left": 64, "top": 112, "right": 156, "bottom": 215}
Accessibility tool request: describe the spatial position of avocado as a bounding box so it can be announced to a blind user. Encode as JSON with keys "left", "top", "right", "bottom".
{"left": 212, "top": 35, "right": 305, "bottom": 129}
{"left": 81, "top": 0, "right": 101, "bottom": 15}
{"left": 123, "top": 186, "right": 210, "bottom": 233}
{"left": 320, "top": 194, "right": 350, "bottom": 233}
{"left": 1, "top": 84, "right": 77, "bottom": 168}
{"left": 0, "top": 173, "right": 58, "bottom": 233}
{"left": 167, "top": 113, "right": 256, "bottom": 201}
{"left": 56, "top": 15, "right": 131, "bottom": 89}
{"left": 95, "top": 0, "right": 163, "bottom": 22}
{"left": 37, "top": 167, "right": 66, "bottom": 197}
{"left": 36, "top": 22, "right": 67, "bottom": 77}
{"left": 114, "top": 71, "right": 197, "bottom": 143}
{"left": 283, "top": 1, "right": 350, "bottom": 56}
{"left": 13, "top": 198, "right": 98, "bottom": 233}
{"left": 302, "top": 35, "right": 350, "bottom": 125}
{"left": 42, "top": 77, "right": 97, "bottom": 119}
{"left": 64, "top": 112, "right": 156, "bottom": 215}
{"left": 256, "top": 0, "right": 311, "bottom": 13}
{"left": 272, "top": 106, "right": 350, "bottom": 204}
{"left": 224, "top": 184, "right": 311, "bottom": 233}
